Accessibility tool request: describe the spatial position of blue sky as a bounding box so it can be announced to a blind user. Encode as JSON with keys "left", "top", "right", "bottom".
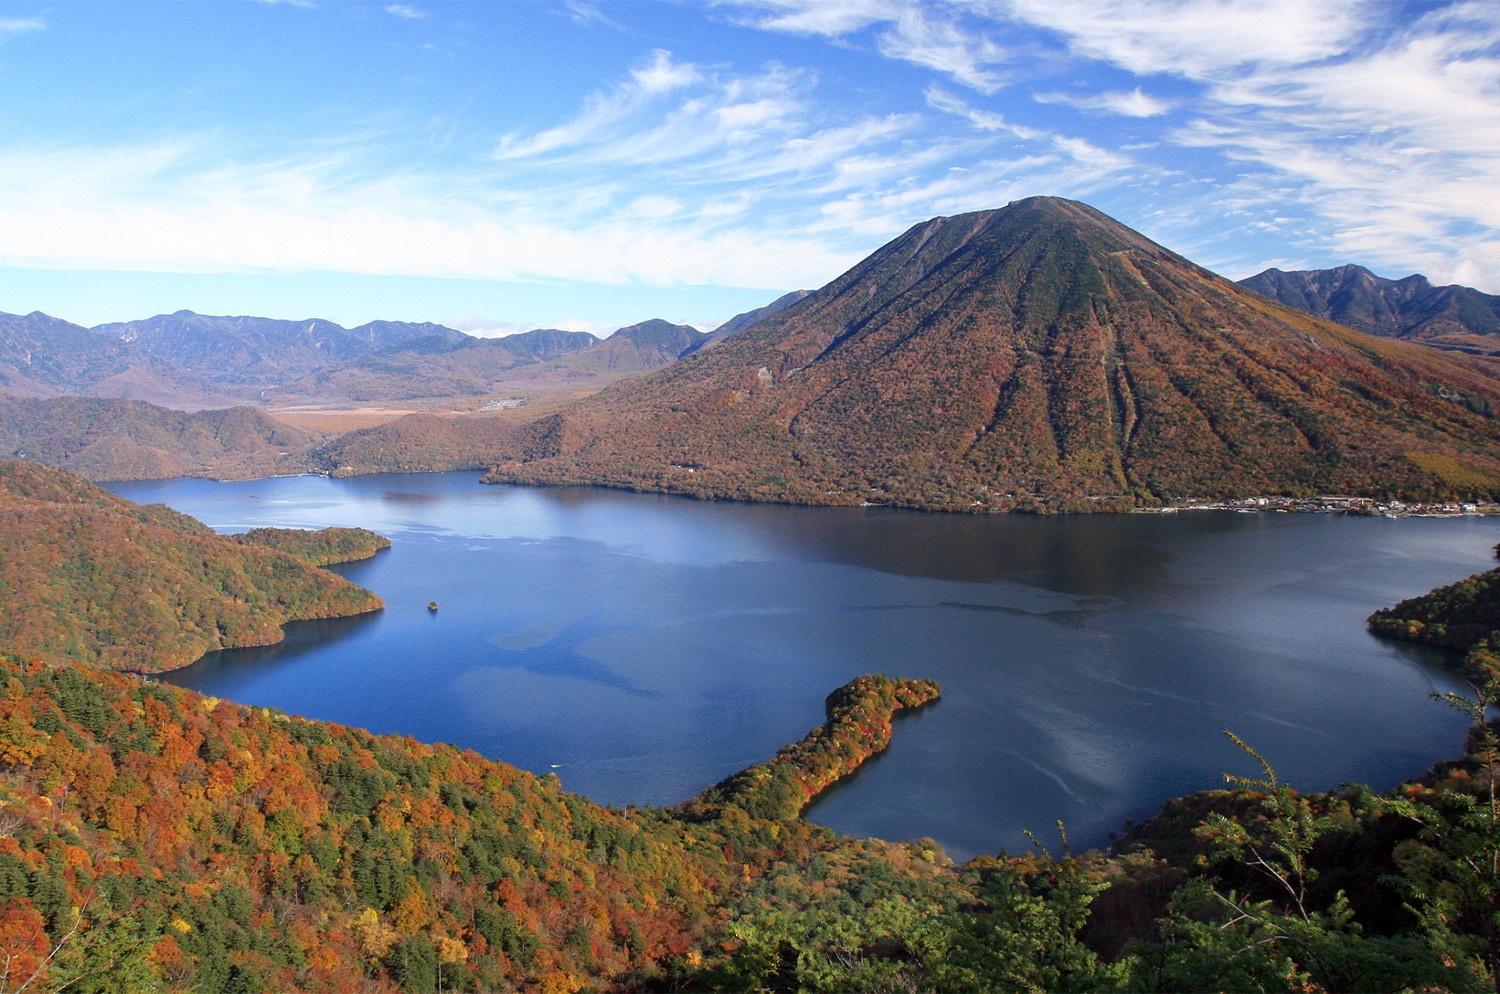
{"left": 0, "top": 1, "right": 1496, "bottom": 335}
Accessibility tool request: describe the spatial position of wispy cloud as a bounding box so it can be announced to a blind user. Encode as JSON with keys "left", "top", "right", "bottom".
{"left": 0, "top": 135, "right": 857, "bottom": 291}
{"left": 718, "top": 0, "right": 906, "bottom": 38}
{"left": 996, "top": 0, "right": 1367, "bottom": 78}
{"left": 724, "top": 0, "right": 1011, "bottom": 93}
{"left": 1034, "top": 87, "right": 1170, "bottom": 118}
{"left": 876, "top": 8, "right": 1008, "bottom": 94}
{"left": 0, "top": 16, "right": 45, "bottom": 39}
{"left": 925, "top": 86, "right": 1131, "bottom": 174}
{"left": 385, "top": 4, "right": 424, "bottom": 20}
{"left": 563, "top": 1, "right": 627, "bottom": 31}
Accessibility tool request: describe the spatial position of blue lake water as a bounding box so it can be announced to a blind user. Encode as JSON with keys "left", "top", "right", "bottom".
{"left": 109, "top": 472, "right": 1499, "bottom": 861}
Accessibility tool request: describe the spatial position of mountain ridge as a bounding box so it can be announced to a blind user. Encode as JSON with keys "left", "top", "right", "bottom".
{"left": 481, "top": 196, "right": 1500, "bottom": 509}
{"left": 1238, "top": 264, "right": 1500, "bottom": 356}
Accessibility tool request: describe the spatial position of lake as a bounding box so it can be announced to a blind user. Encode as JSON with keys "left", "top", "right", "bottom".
{"left": 109, "top": 472, "right": 1499, "bottom": 861}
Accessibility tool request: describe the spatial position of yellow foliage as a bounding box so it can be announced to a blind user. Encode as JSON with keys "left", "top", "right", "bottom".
{"left": 536, "top": 969, "right": 586, "bottom": 994}
{"left": 434, "top": 933, "right": 469, "bottom": 965}
{"left": 1407, "top": 451, "right": 1500, "bottom": 490}
{"left": 351, "top": 907, "right": 398, "bottom": 960}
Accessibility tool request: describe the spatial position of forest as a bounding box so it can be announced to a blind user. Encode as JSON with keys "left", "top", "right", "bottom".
{"left": 0, "top": 461, "right": 384, "bottom": 674}
{"left": 2, "top": 461, "right": 1500, "bottom": 991}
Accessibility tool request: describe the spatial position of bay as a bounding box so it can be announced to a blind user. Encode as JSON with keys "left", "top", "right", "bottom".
{"left": 109, "top": 472, "right": 1498, "bottom": 861}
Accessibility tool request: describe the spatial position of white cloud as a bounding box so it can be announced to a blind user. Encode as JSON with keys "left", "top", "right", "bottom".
{"left": 0, "top": 16, "right": 45, "bottom": 38}
{"left": 563, "top": 2, "right": 625, "bottom": 31}
{"left": 0, "top": 136, "right": 861, "bottom": 292}
{"left": 1034, "top": 87, "right": 1171, "bottom": 118}
{"left": 386, "top": 4, "right": 425, "bottom": 19}
{"left": 924, "top": 86, "right": 1132, "bottom": 178}
{"left": 728, "top": 0, "right": 1011, "bottom": 93}
{"left": 495, "top": 50, "right": 716, "bottom": 160}
{"left": 926, "top": 85, "right": 1044, "bottom": 139}
{"left": 876, "top": 7, "right": 1008, "bottom": 94}
{"left": 995, "top": 0, "right": 1366, "bottom": 79}
{"left": 717, "top": 0, "right": 907, "bottom": 38}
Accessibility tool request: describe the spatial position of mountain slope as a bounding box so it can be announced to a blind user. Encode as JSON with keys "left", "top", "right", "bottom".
{"left": 484, "top": 197, "right": 1500, "bottom": 509}
{"left": 686, "top": 289, "right": 812, "bottom": 354}
{"left": 1239, "top": 264, "right": 1500, "bottom": 356}
{"left": 0, "top": 460, "right": 382, "bottom": 671}
{"left": 0, "top": 395, "right": 318, "bottom": 480}
{"left": 0, "top": 311, "right": 224, "bottom": 404}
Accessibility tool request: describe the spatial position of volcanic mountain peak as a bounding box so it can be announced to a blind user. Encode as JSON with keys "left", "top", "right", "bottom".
{"left": 483, "top": 197, "right": 1500, "bottom": 509}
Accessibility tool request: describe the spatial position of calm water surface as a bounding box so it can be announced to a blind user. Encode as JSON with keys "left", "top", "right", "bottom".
{"left": 109, "top": 473, "right": 1500, "bottom": 860}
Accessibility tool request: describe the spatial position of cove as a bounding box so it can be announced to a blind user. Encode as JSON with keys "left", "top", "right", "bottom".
{"left": 108, "top": 472, "right": 1499, "bottom": 862}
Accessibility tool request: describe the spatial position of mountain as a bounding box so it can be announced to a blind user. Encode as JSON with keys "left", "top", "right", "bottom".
{"left": 686, "top": 289, "right": 812, "bottom": 354}
{"left": 316, "top": 411, "right": 523, "bottom": 475}
{"left": 562, "top": 318, "right": 704, "bottom": 372}
{"left": 266, "top": 327, "right": 602, "bottom": 403}
{"left": 265, "top": 337, "right": 572, "bottom": 404}
{"left": 1239, "top": 265, "right": 1500, "bottom": 356}
{"left": 0, "top": 460, "right": 382, "bottom": 672}
{"left": 502, "top": 327, "right": 601, "bottom": 360}
{"left": 91, "top": 310, "right": 473, "bottom": 393}
{"left": 0, "top": 395, "right": 318, "bottom": 480}
{"left": 265, "top": 323, "right": 704, "bottom": 405}
{"left": 482, "top": 197, "right": 1500, "bottom": 509}
{"left": 0, "top": 310, "right": 225, "bottom": 405}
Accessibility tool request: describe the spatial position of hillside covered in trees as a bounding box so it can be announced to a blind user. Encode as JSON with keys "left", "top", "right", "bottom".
{"left": 3, "top": 469, "right": 1500, "bottom": 991}
{"left": 0, "top": 460, "right": 383, "bottom": 673}
{"left": 0, "top": 396, "right": 319, "bottom": 482}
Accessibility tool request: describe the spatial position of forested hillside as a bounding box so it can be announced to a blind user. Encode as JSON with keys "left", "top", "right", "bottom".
{"left": 0, "top": 396, "right": 318, "bottom": 481}
{"left": 2, "top": 573, "right": 1499, "bottom": 992}
{"left": 231, "top": 526, "right": 391, "bottom": 567}
{"left": 0, "top": 461, "right": 383, "bottom": 672}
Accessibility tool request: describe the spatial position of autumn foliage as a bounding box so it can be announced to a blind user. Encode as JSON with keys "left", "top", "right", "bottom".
{"left": 0, "top": 460, "right": 382, "bottom": 672}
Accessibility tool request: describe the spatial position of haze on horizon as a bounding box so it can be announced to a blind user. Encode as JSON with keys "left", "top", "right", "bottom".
{"left": 0, "top": 0, "right": 1496, "bottom": 336}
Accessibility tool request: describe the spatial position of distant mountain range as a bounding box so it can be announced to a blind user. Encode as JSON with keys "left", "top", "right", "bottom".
{"left": 474, "top": 197, "right": 1500, "bottom": 508}
{"left": 2, "top": 309, "right": 714, "bottom": 407}
{"left": 0, "top": 310, "right": 228, "bottom": 406}
{"left": 1238, "top": 264, "right": 1500, "bottom": 356}
{"left": 264, "top": 319, "right": 708, "bottom": 403}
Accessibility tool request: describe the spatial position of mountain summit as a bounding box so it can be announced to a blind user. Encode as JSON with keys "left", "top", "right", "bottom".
{"left": 485, "top": 196, "right": 1500, "bottom": 509}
